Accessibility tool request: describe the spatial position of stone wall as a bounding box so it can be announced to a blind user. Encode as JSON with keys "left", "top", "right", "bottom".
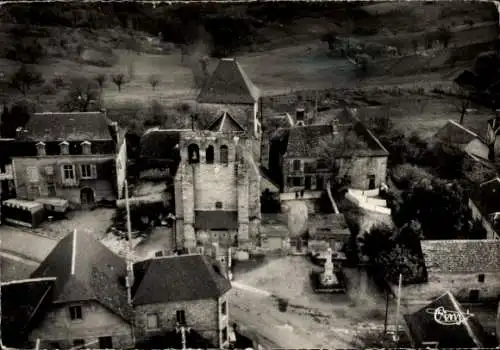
{"left": 134, "top": 296, "right": 226, "bottom": 348}
{"left": 28, "top": 301, "right": 133, "bottom": 349}
{"left": 394, "top": 273, "right": 500, "bottom": 302}
{"left": 175, "top": 131, "right": 261, "bottom": 250}
{"left": 337, "top": 156, "right": 388, "bottom": 190}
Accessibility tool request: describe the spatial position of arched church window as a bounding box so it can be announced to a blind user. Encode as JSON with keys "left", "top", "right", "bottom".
{"left": 188, "top": 144, "right": 200, "bottom": 164}
{"left": 220, "top": 145, "right": 228, "bottom": 165}
{"left": 206, "top": 145, "right": 214, "bottom": 164}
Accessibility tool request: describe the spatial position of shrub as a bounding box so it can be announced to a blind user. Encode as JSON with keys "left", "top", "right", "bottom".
{"left": 39, "top": 82, "right": 57, "bottom": 95}
{"left": 391, "top": 163, "right": 434, "bottom": 188}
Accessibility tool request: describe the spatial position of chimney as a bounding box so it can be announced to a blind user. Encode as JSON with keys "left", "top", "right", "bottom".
{"left": 295, "top": 108, "right": 305, "bottom": 126}
{"left": 15, "top": 126, "right": 23, "bottom": 139}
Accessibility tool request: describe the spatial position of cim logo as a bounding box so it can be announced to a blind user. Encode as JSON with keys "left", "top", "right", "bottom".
{"left": 426, "top": 306, "right": 474, "bottom": 326}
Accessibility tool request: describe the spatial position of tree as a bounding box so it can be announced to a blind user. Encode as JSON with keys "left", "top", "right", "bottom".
{"left": 148, "top": 74, "right": 160, "bottom": 91}
{"left": 190, "top": 56, "right": 210, "bottom": 89}
{"left": 6, "top": 38, "right": 46, "bottom": 64}
{"left": 111, "top": 73, "right": 127, "bottom": 92}
{"left": 486, "top": 116, "right": 500, "bottom": 161}
{"left": 358, "top": 224, "right": 424, "bottom": 285}
{"left": 58, "top": 77, "right": 100, "bottom": 112}
{"left": 8, "top": 65, "right": 44, "bottom": 96}
{"left": 452, "top": 85, "right": 471, "bottom": 125}
{"left": 411, "top": 38, "right": 419, "bottom": 53}
{"left": 94, "top": 73, "right": 107, "bottom": 93}
{"left": 1, "top": 101, "right": 32, "bottom": 138}
{"left": 436, "top": 26, "right": 452, "bottom": 49}
{"left": 321, "top": 31, "right": 339, "bottom": 51}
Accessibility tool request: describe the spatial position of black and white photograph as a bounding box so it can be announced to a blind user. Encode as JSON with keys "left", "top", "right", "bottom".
{"left": 1, "top": 1, "right": 500, "bottom": 349}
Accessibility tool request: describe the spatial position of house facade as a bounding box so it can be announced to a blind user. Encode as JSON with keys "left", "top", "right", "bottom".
{"left": 132, "top": 254, "right": 231, "bottom": 348}
{"left": 3, "top": 233, "right": 231, "bottom": 350}
{"left": 270, "top": 109, "right": 389, "bottom": 195}
{"left": 401, "top": 239, "right": 500, "bottom": 302}
{"left": 7, "top": 231, "right": 135, "bottom": 349}
{"left": 10, "top": 111, "right": 126, "bottom": 208}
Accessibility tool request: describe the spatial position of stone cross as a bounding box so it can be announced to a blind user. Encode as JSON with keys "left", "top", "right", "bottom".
{"left": 321, "top": 247, "right": 335, "bottom": 285}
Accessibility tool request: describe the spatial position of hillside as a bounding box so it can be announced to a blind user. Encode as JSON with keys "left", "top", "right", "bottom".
{"left": 0, "top": 1, "right": 497, "bottom": 137}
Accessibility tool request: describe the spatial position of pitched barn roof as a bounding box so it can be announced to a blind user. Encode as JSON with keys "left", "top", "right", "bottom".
{"left": 207, "top": 111, "right": 246, "bottom": 132}
{"left": 30, "top": 230, "right": 133, "bottom": 322}
{"left": 197, "top": 58, "right": 260, "bottom": 104}
{"left": 404, "top": 291, "right": 488, "bottom": 348}
{"left": 132, "top": 254, "right": 231, "bottom": 305}
{"left": 421, "top": 239, "right": 500, "bottom": 274}
{"left": 194, "top": 210, "right": 239, "bottom": 230}
{"left": 434, "top": 120, "right": 482, "bottom": 145}
{"left": 1, "top": 278, "right": 56, "bottom": 346}
{"left": 20, "top": 111, "right": 113, "bottom": 142}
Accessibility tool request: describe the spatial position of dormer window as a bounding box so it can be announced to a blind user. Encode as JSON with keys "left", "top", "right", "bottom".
{"left": 81, "top": 141, "right": 91, "bottom": 155}
{"left": 36, "top": 141, "right": 46, "bottom": 156}
{"left": 59, "top": 141, "right": 69, "bottom": 155}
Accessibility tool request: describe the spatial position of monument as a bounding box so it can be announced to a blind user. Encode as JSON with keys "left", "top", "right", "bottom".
{"left": 311, "top": 247, "right": 346, "bottom": 293}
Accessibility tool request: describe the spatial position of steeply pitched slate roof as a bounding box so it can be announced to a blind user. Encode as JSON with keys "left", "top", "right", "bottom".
{"left": 473, "top": 177, "right": 500, "bottom": 215}
{"left": 404, "top": 291, "right": 488, "bottom": 348}
{"left": 194, "top": 210, "right": 238, "bottom": 230}
{"left": 21, "top": 112, "right": 113, "bottom": 142}
{"left": 285, "top": 124, "right": 334, "bottom": 158}
{"left": 434, "top": 120, "right": 482, "bottom": 145}
{"left": 197, "top": 58, "right": 260, "bottom": 104}
{"left": 30, "top": 230, "right": 133, "bottom": 322}
{"left": 280, "top": 109, "right": 388, "bottom": 158}
{"left": 207, "top": 111, "right": 246, "bottom": 132}
{"left": 421, "top": 239, "right": 500, "bottom": 274}
{"left": 132, "top": 254, "right": 231, "bottom": 305}
{"left": 1, "top": 278, "right": 56, "bottom": 346}
{"left": 139, "top": 129, "right": 182, "bottom": 159}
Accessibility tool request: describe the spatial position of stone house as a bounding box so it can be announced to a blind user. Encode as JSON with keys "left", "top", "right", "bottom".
{"left": 401, "top": 239, "right": 500, "bottom": 302}
{"left": 2, "top": 231, "right": 231, "bottom": 349}
{"left": 132, "top": 254, "right": 231, "bottom": 348}
{"left": 10, "top": 111, "right": 127, "bottom": 208}
{"left": 269, "top": 108, "right": 389, "bottom": 195}
{"left": 433, "top": 120, "right": 490, "bottom": 160}
{"left": 2, "top": 230, "right": 135, "bottom": 349}
{"left": 404, "top": 291, "right": 489, "bottom": 348}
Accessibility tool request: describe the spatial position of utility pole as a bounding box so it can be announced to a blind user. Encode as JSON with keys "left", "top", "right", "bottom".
{"left": 314, "top": 90, "right": 319, "bottom": 120}
{"left": 124, "top": 180, "right": 136, "bottom": 347}
{"left": 0, "top": 239, "right": 2, "bottom": 349}
{"left": 394, "top": 273, "right": 403, "bottom": 343}
{"left": 176, "top": 324, "right": 191, "bottom": 350}
{"left": 125, "top": 179, "right": 133, "bottom": 303}
{"left": 384, "top": 286, "right": 389, "bottom": 334}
